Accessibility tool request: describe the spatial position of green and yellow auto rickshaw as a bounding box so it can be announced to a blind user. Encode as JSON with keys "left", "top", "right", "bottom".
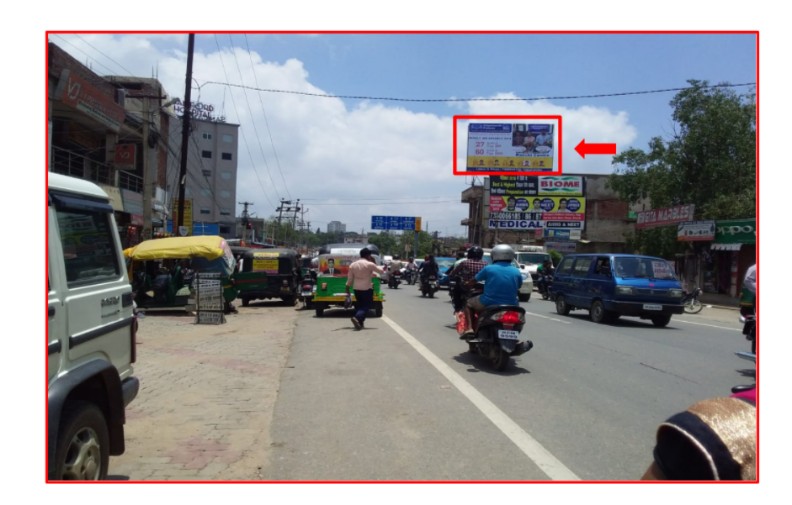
{"left": 234, "top": 248, "right": 301, "bottom": 306}
{"left": 311, "top": 253, "right": 384, "bottom": 317}
{"left": 124, "top": 235, "right": 238, "bottom": 311}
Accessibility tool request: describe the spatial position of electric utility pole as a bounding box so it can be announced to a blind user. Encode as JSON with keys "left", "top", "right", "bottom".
{"left": 176, "top": 33, "right": 194, "bottom": 235}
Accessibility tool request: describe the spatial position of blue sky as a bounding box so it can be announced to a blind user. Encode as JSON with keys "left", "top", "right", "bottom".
{"left": 46, "top": 31, "right": 757, "bottom": 237}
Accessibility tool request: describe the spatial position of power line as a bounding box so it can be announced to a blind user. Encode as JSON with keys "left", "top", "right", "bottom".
{"left": 200, "top": 81, "right": 756, "bottom": 104}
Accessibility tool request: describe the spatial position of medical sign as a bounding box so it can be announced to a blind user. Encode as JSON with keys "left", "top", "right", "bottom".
{"left": 453, "top": 115, "right": 562, "bottom": 176}
{"left": 487, "top": 176, "right": 586, "bottom": 231}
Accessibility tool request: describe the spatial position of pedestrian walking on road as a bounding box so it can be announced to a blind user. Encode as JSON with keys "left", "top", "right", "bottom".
{"left": 346, "top": 247, "right": 385, "bottom": 330}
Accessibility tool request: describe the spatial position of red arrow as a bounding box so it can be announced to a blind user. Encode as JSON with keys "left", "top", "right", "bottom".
{"left": 575, "top": 139, "right": 617, "bottom": 158}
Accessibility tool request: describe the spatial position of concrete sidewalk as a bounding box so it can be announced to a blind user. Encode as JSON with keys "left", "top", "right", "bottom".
{"left": 107, "top": 303, "right": 299, "bottom": 481}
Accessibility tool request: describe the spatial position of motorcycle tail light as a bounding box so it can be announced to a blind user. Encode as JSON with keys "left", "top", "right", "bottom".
{"left": 497, "top": 311, "right": 523, "bottom": 325}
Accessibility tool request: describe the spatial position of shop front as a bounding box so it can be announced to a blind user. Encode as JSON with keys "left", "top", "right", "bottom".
{"left": 703, "top": 218, "right": 756, "bottom": 298}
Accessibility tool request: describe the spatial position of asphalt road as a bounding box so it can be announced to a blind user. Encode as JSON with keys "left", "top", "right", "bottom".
{"left": 265, "top": 286, "right": 750, "bottom": 481}
{"left": 106, "top": 288, "right": 751, "bottom": 482}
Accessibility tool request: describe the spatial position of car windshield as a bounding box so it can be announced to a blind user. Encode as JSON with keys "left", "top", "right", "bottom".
{"left": 614, "top": 257, "right": 677, "bottom": 280}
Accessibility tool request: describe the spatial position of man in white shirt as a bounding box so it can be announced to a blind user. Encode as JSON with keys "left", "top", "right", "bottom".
{"left": 345, "top": 248, "right": 385, "bottom": 330}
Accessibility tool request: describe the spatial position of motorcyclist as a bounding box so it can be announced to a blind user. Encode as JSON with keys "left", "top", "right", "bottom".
{"left": 418, "top": 254, "right": 439, "bottom": 283}
{"left": 404, "top": 257, "right": 418, "bottom": 284}
{"left": 462, "top": 244, "right": 522, "bottom": 338}
{"left": 448, "top": 246, "right": 487, "bottom": 330}
{"left": 536, "top": 258, "right": 555, "bottom": 295}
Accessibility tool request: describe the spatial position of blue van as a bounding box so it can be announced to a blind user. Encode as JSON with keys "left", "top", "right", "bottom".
{"left": 551, "top": 253, "right": 684, "bottom": 327}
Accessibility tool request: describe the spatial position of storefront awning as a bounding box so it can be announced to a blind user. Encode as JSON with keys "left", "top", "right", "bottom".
{"left": 711, "top": 243, "right": 743, "bottom": 251}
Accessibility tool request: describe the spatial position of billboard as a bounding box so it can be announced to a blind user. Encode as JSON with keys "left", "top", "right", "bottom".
{"left": 487, "top": 176, "right": 586, "bottom": 231}
{"left": 454, "top": 115, "right": 562, "bottom": 176}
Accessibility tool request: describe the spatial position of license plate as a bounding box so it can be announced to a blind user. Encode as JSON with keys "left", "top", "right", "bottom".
{"left": 498, "top": 330, "right": 519, "bottom": 340}
{"left": 643, "top": 304, "right": 662, "bottom": 311}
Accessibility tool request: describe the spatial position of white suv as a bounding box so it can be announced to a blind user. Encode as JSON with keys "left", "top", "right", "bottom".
{"left": 47, "top": 173, "right": 139, "bottom": 480}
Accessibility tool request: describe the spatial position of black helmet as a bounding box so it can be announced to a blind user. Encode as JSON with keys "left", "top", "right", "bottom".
{"left": 467, "top": 246, "right": 484, "bottom": 260}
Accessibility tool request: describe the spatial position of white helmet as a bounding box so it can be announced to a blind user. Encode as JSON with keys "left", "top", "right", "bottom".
{"left": 491, "top": 244, "right": 515, "bottom": 263}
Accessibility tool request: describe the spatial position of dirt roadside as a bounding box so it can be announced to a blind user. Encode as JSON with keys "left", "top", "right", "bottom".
{"left": 107, "top": 303, "right": 299, "bottom": 481}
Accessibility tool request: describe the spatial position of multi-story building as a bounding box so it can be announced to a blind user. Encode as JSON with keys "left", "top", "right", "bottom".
{"left": 166, "top": 112, "right": 240, "bottom": 237}
{"left": 460, "top": 174, "right": 636, "bottom": 253}
{"left": 327, "top": 221, "right": 346, "bottom": 234}
{"left": 47, "top": 41, "right": 240, "bottom": 243}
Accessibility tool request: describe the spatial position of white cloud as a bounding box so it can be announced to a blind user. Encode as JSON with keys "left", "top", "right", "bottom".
{"left": 51, "top": 35, "right": 638, "bottom": 236}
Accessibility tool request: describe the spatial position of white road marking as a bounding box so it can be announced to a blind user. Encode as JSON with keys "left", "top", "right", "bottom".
{"left": 382, "top": 315, "right": 580, "bottom": 481}
{"left": 524, "top": 312, "right": 572, "bottom": 324}
{"left": 674, "top": 319, "right": 741, "bottom": 331}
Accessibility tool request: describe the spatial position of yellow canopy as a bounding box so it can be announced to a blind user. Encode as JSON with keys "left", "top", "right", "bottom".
{"left": 124, "top": 235, "right": 229, "bottom": 261}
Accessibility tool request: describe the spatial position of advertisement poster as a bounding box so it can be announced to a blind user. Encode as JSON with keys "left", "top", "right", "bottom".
{"left": 488, "top": 176, "right": 586, "bottom": 230}
{"left": 466, "top": 123, "right": 555, "bottom": 172}
{"left": 318, "top": 255, "right": 356, "bottom": 277}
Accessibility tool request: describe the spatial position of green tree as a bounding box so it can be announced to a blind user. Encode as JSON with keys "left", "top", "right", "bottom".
{"left": 608, "top": 80, "right": 756, "bottom": 256}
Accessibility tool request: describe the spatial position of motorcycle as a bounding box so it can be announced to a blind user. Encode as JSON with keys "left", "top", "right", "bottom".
{"left": 402, "top": 268, "right": 417, "bottom": 285}
{"left": 537, "top": 272, "right": 554, "bottom": 300}
{"left": 740, "top": 310, "right": 756, "bottom": 355}
{"left": 388, "top": 269, "right": 402, "bottom": 289}
{"left": 420, "top": 275, "right": 439, "bottom": 298}
{"left": 459, "top": 284, "right": 533, "bottom": 371}
{"left": 299, "top": 272, "right": 316, "bottom": 309}
{"left": 682, "top": 287, "right": 704, "bottom": 314}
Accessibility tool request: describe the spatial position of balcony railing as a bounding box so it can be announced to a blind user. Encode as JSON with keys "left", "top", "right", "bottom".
{"left": 50, "top": 145, "right": 142, "bottom": 192}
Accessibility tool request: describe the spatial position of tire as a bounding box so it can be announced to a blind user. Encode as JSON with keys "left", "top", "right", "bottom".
{"left": 751, "top": 337, "right": 756, "bottom": 354}
{"left": 683, "top": 298, "right": 703, "bottom": 314}
{"left": 651, "top": 315, "right": 672, "bottom": 327}
{"left": 519, "top": 292, "right": 530, "bottom": 302}
{"left": 541, "top": 292, "right": 549, "bottom": 301}
{"left": 53, "top": 401, "right": 109, "bottom": 480}
{"left": 315, "top": 304, "right": 325, "bottom": 317}
{"left": 590, "top": 300, "right": 607, "bottom": 323}
{"left": 374, "top": 302, "right": 383, "bottom": 317}
{"left": 491, "top": 348, "right": 510, "bottom": 371}
{"left": 555, "top": 295, "right": 570, "bottom": 315}
{"left": 241, "top": 297, "right": 249, "bottom": 307}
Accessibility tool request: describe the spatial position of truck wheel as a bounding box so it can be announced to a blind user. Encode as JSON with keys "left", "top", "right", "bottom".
{"left": 53, "top": 401, "right": 109, "bottom": 480}
{"left": 241, "top": 297, "right": 249, "bottom": 307}
{"left": 315, "top": 304, "right": 325, "bottom": 317}
{"left": 374, "top": 302, "right": 383, "bottom": 317}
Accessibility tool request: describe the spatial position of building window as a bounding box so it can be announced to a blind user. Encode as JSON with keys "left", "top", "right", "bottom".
{"left": 202, "top": 169, "right": 212, "bottom": 177}
{"left": 201, "top": 150, "right": 212, "bottom": 159}
{"left": 222, "top": 134, "right": 233, "bottom": 143}
{"left": 220, "top": 190, "right": 231, "bottom": 199}
{"left": 220, "top": 208, "right": 231, "bottom": 216}
{"left": 220, "top": 171, "right": 232, "bottom": 180}
{"left": 221, "top": 152, "right": 232, "bottom": 161}
{"left": 200, "top": 208, "right": 211, "bottom": 215}
{"left": 202, "top": 133, "right": 212, "bottom": 140}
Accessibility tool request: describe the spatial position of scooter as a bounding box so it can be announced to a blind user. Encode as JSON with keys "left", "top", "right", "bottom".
{"left": 420, "top": 275, "right": 439, "bottom": 298}
{"left": 388, "top": 270, "right": 402, "bottom": 289}
{"left": 740, "top": 310, "right": 756, "bottom": 355}
{"left": 459, "top": 284, "right": 533, "bottom": 371}
{"left": 299, "top": 272, "right": 316, "bottom": 309}
{"left": 682, "top": 287, "right": 704, "bottom": 314}
{"left": 537, "top": 273, "right": 554, "bottom": 300}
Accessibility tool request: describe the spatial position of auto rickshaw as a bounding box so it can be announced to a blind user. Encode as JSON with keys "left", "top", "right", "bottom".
{"left": 124, "top": 235, "right": 238, "bottom": 311}
{"left": 234, "top": 248, "right": 300, "bottom": 306}
{"left": 312, "top": 253, "right": 384, "bottom": 317}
